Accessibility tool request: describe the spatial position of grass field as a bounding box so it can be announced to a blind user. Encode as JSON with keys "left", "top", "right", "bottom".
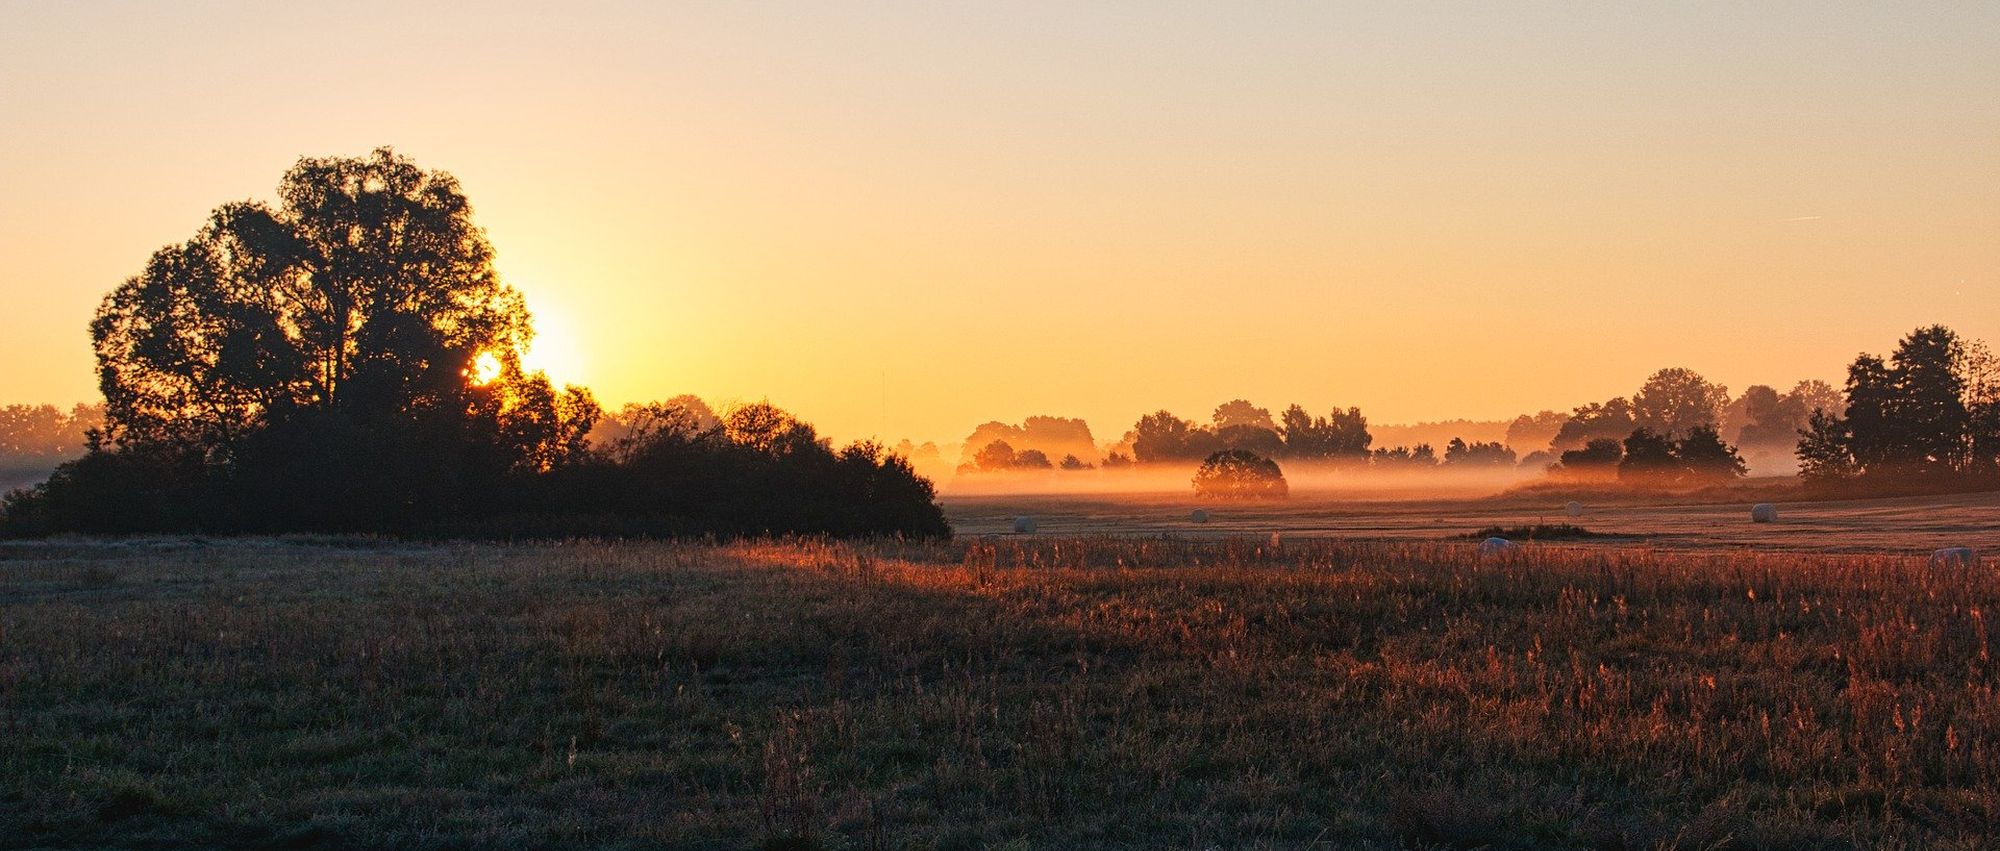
{"left": 943, "top": 488, "right": 2000, "bottom": 555}
{"left": 4, "top": 534, "right": 2000, "bottom": 849}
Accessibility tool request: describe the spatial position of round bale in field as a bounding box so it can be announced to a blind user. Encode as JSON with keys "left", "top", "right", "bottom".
{"left": 1190, "top": 509, "right": 1209, "bottom": 524}
{"left": 1932, "top": 547, "right": 1980, "bottom": 568}
{"left": 1751, "top": 503, "right": 1778, "bottom": 523}
{"left": 1479, "top": 536, "right": 1518, "bottom": 556}
{"left": 1012, "top": 516, "right": 1037, "bottom": 534}
{"left": 1565, "top": 501, "right": 1584, "bottom": 518}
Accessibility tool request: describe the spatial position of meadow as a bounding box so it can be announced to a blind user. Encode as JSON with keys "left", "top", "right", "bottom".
{"left": 4, "top": 533, "right": 2000, "bottom": 849}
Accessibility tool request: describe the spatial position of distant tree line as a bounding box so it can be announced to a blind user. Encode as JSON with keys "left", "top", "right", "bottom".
{"left": 1127, "top": 401, "right": 1371, "bottom": 464}
{"left": 0, "top": 404, "right": 102, "bottom": 490}
{"left": 0, "top": 149, "right": 945, "bottom": 539}
{"left": 955, "top": 416, "right": 1099, "bottom": 473}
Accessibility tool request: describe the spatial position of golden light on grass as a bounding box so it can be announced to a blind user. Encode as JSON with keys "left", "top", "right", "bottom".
{"left": 7, "top": 535, "right": 2000, "bottom": 846}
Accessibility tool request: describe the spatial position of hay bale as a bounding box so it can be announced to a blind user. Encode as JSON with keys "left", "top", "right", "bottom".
{"left": 1932, "top": 547, "right": 1980, "bottom": 568}
{"left": 1478, "top": 536, "right": 1518, "bottom": 556}
{"left": 1564, "top": 501, "right": 1584, "bottom": 518}
{"left": 1190, "top": 509, "right": 1209, "bottom": 524}
{"left": 1012, "top": 516, "right": 1037, "bottom": 534}
{"left": 1750, "top": 503, "right": 1778, "bottom": 523}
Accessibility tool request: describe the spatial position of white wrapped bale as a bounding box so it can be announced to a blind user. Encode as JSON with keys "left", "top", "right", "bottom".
{"left": 1931, "top": 547, "right": 1980, "bottom": 568}
{"left": 1751, "top": 503, "right": 1778, "bottom": 523}
{"left": 1565, "top": 501, "right": 1583, "bottom": 518}
{"left": 1479, "top": 536, "right": 1518, "bottom": 556}
{"left": 1012, "top": 516, "right": 1037, "bottom": 534}
{"left": 1190, "top": 509, "right": 1209, "bottom": 524}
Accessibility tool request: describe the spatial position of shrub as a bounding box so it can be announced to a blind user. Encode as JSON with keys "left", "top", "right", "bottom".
{"left": 1191, "top": 450, "right": 1288, "bottom": 500}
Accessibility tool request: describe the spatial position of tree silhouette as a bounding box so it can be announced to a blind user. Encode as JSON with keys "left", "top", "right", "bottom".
{"left": 1131, "top": 410, "right": 1218, "bottom": 462}
{"left": 1675, "top": 424, "right": 1748, "bottom": 484}
{"left": 1216, "top": 423, "right": 1285, "bottom": 456}
{"left": 1556, "top": 438, "right": 1622, "bottom": 479}
{"left": 1632, "top": 368, "right": 1728, "bottom": 438}
{"left": 1277, "top": 404, "right": 1371, "bottom": 460}
{"left": 4, "top": 150, "right": 945, "bottom": 539}
{"left": 1551, "top": 398, "right": 1636, "bottom": 452}
{"left": 1617, "top": 429, "right": 1680, "bottom": 485}
{"left": 1504, "top": 410, "right": 1568, "bottom": 454}
{"left": 93, "top": 149, "right": 582, "bottom": 457}
{"left": 1797, "top": 325, "right": 1994, "bottom": 492}
{"left": 1371, "top": 444, "right": 1437, "bottom": 468}
{"left": 1212, "top": 399, "right": 1275, "bottom": 431}
{"left": 1796, "top": 409, "right": 1857, "bottom": 486}
{"left": 1443, "top": 438, "right": 1515, "bottom": 467}
{"left": 972, "top": 440, "right": 1018, "bottom": 471}
{"left": 1192, "top": 450, "right": 1288, "bottom": 499}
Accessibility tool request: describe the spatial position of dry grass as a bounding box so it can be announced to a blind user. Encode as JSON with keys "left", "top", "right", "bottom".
{"left": 3, "top": 535, "right": 1999, "bottom": 848}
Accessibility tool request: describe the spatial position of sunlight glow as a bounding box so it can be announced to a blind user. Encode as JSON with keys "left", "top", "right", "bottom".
{"left": 472, "top": 352, "right": 503, "bottom": 385}
{"left": 519, "top": 302, "right": 586, "bottom": 387}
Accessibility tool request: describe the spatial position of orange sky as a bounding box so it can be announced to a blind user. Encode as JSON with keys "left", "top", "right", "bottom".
{"left": 3, "top": 3, "right": 1997, "bottom": 445}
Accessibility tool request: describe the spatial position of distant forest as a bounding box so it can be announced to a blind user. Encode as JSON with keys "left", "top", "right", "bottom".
{"left": 944, "top": 325, "right": 2000, "bottom": 497}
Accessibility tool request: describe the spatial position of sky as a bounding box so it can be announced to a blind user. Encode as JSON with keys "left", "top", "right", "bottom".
{"left": 3, "top": 2, "right": 1998, "bottom": 446}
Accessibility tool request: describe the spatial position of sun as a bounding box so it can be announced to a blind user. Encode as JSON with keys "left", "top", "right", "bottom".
{"left": 471, "top": 352, "right": 504, "bottom": 385}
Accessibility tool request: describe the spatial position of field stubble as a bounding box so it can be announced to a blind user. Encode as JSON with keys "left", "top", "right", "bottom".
{"left": 2, "top": 535, "right": 1999, "bottom": 849}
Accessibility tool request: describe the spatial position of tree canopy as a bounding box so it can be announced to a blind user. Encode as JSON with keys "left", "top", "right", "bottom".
{"left": 1798, "top": 325, "right": 1998, "bottom": 492}
{"left": 1191, "top": 450, "right": 1288, "bottom": 499}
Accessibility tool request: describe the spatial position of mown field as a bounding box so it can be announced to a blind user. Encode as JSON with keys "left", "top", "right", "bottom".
{"left": 943, "top": 489, "right": 2000, "bottom": 555}
{"left": 4, "top": 536, "right": 1999, "bottom": 849}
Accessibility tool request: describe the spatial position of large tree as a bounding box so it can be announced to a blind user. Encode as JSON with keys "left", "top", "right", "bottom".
{"left": 90, "top": 148, "right": 593, "bottom": 471}
{"left": 1632, "top": 368, "right": 1728, "bottom": 438}
{"left": 1795, "top": 325, "right": 1996, "bottom": 491}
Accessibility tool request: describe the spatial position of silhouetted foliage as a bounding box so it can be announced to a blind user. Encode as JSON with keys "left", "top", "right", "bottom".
{"left": 1616, "top": 426, "right": 1746, "bottom": 488}
{"left": 1517, "top": 449, "right": 1558, "bottom": 471}
{"left": 1131, "top": 410, "right": 1221, "bottom": 462}
{"left": 2, "top": 150, "right": 945, "bottom": 540}
{"left": 1504, "top": 410, "right": 1568, "bottom": 454}
{"left": 1371, "top": 444, "right": 1438, "bottom": 469}
{"left": 0, "top": 403, "right": 103, "bottom": 490}
{"left": 972, "top": 440, "right": 1020, "bottom": 472}
{"left": 1676, "top": 424, "right": 1750, "bottom": 484}
{"left": 1442, "top": 438, "right": 1515, "bottom": 467}
{"left": 589, "top": 396, "right": 718, "bottom": 455}
{"left": 1617, "top": 429, "right": 1681, "bottom": 485}
{"left": 1013, "top": 448, "right": 1054, "bottom": 470}
{"left": 1216, "top": 423, "right": 1285, "bottom": 457}
{"left": 1632, "top": 368, "right": 1729, "bottom": 438}
{"left": 1554, "top": 438, "right": 1623, "bottom": 480}
{"left": 960, "top": 416, "right": 1096, "bottom": 468}
{"left": 1797, "top": 408, "right": 1857, "bottom": 486}
{"left": 1191, "top": 450, "right": 1288, "bottom": 499}
{"left": 1212, "top": 399, "right": 1276, "bottom": 431}
{"left": 1795, "top": 325, "right": 2000, "bottom": 495}
{"left": 495, "top": 402, "right": 948, "bottom": 539}
{"left": 1551, "top": 398, "right": 1636, "bottom": 452}
{"left": 1278, "top": 404, "right": 1371, "bottom": 461}
{"left": 1058, "top": 453, "right": 1092, "bottom": 471}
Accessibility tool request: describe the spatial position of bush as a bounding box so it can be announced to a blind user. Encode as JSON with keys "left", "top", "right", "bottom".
{"left": 2, "top": 403, "right": 950, "bottom": 541}
{"left": 1191, "top": 450, "right": 1288, "bottom": 500}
